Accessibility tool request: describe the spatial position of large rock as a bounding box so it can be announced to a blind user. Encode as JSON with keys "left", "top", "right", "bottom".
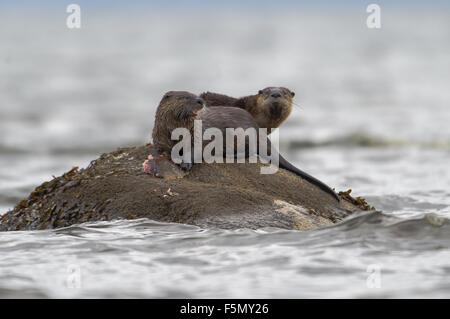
{"left": 0, "top": 144, "right": 375, "bottom": 231}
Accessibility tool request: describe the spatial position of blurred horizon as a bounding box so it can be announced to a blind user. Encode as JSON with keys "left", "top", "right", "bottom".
{"left": 0, "top": 1, "right": 449, "bottom": 300}
{"left": 1, "top": 2, "right": 449, "bottom": 149}
{"left": 2, "top": 0, "right": 450, "bottom": 12}
{"left": 1, "top": 0, "right": 449, "bottom": 202}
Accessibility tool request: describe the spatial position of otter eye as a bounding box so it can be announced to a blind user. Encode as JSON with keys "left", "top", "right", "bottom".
{"left": 197, "top": 99, "right": 203, "bottom": 105}
{"left": 258, "top": 90, "right": 263, "bottom": 95}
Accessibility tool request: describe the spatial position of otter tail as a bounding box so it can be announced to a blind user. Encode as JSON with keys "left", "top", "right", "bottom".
{"left": 259, "top": 138, "right": 339, "bottom": 201}
{"left": 277, "top": 154, "right": 340, "bottom": 201}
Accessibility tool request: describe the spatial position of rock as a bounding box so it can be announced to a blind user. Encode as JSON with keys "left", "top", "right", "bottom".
{"left": 0, "top": 144, "right": 375, "bottom": 231}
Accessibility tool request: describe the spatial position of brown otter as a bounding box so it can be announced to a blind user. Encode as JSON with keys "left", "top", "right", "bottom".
{"left": 200, "top": 87, "right": 294, "bottom": 134}
{"left": 152, "top": 91, "right": 204, "bottom": 155}
{"left": 151, "top": 91, "right": 339, "bottom": 201}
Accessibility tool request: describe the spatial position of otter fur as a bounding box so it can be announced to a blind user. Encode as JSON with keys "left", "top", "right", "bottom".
{"left": 151, "top": 91, "right": 339, "bottom": 201}
{"left": 200, "top": 87, "right": 294, "bottom": 134}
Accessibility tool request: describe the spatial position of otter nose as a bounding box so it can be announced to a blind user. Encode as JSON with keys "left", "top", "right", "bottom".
{"left": 271, "top": 93, "right": 281, "bottom": 98}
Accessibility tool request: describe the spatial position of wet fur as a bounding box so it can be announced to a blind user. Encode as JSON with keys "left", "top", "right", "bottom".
{"left": 152, "top": 91, "right": 199, "bottom": 155}
{"left": 153, "top": 91, "right": 339, "bottom": 201}
{"left": 198, "top": 107, "right": 339, "bottom": 201}
{"left": 200, "top": 87, "right": 294, "bottom": 134}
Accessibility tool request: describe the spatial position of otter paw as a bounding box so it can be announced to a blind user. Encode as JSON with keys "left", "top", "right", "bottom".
{"left": 143, "top": 154, "right": 188, "bottom": 179}
{"left": 142, "top": 155, "right": 163, "bottom": 177}
{"left": 179, "top": 162, "right": 193, "bottom": 171}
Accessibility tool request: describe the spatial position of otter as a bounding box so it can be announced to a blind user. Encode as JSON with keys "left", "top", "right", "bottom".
{"left": 200, "top": 87, "right": 294, "bottom": 134}
{"left": 151, "top": 91, "right": 339, "bottom": 201}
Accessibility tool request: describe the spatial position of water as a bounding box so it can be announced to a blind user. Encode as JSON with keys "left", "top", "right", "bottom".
{"left": 0, "top": 7, "right": 449, "bottom": 298}
{"left": 0, "top": 214, "right": 448, "bottom": 298}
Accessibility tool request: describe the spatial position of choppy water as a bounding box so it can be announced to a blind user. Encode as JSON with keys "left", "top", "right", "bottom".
{"left": 0, "top": 213, "right": 449, "bottom": 298}
{"left": 0, "top": 7, "right": 449, "bottom": 298}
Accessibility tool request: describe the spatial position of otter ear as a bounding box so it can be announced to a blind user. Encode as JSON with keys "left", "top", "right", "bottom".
{"left": 258, "top": 90, "right": 263, "bottom": 95}
{"left": 291, "top": 91, "right": 295, "bottom": 97}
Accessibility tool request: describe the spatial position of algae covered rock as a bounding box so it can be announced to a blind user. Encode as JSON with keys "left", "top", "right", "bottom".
{"left": 0, "top": 144, "right": 374, "bottom": 231}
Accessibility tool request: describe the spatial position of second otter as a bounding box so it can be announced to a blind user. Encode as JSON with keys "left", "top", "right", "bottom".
{"left": 200, "top": 87, "right": 295, "bottom": 134}
{"left": 151, "top": 91, "right": 339, "bottom": 201}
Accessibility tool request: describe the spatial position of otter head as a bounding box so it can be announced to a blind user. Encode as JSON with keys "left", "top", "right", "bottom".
{"left": 160, "top": 91, "right": 205, "bottom": 123}
{"left": 256, "top": 87, "right": 295, "bottom": 122}
{"left": 153, "top": 91, "right": 206, "bottom": 155}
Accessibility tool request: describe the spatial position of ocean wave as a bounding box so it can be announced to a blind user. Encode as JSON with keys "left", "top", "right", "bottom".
{"left": 316, "top": 211, "right": 450, "bottom": 250}
{"left": 284, "top": 133, "right": 450, "bottom": 150}
{"left": 0, "top": 213, "right": 448, "bottom": 298}
{"left": 35, "top": 211, "right": 450, "bottom": 251}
